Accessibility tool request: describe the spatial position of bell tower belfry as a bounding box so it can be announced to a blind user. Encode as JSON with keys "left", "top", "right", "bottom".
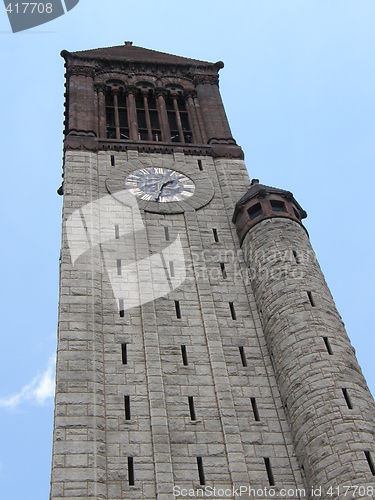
{"left": 51, "top": 43, "right": 375, "bottom": 500}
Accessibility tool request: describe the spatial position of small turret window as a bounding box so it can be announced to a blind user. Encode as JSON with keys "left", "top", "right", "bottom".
{"left": 270, "top": 200, "right": 286, "bottom": 212}
{"left": 248, "top": 203, "right": 263, "bottom": 220}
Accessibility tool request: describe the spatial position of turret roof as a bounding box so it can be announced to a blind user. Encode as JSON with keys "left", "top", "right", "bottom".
{"left": 233, "top": 180, "right": 307, "bottom": 222}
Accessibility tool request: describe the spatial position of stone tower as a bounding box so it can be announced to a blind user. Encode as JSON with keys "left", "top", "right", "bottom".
{"left": 51, "top": 43, "right": 375, "bottom": 499}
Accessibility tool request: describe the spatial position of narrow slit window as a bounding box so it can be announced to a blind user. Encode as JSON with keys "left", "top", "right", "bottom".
{"left": 119, "top": 299, "right": 125, "bottom": 318}
{"left": 239, "top": 346, "right": 247, "bottom": 367}
{"left": 111, "top": 155, "right": 115, "bottom": 166}
{"left": 220, "top": 263, "right": 227, "bottom": 279}
{"left": 229, "top": 302, "right": 237, "bottom": 320}
{"left": 198, "top": 159, "right": 203, "bottom": 171}
{"left": 264, "top": 457, "right": 275, "bottom": 486}
{"left": 128, "top": 456, "right": 135, "bottom": 485}
{"left": 188, "top": 396, "right": 196, "bottom": 421}
{"left": 124, "top": 395, "right": 131, "bottom": 420}
{"left": 117, "top": 259, "right": 122, "bottom": 276}
{"left": 175, "top": 300, "right": 181, "bottom": 319}
{"left": 307, "top": 291, "right": 315, "bottom": 307}
{"left": 196, "top": 457, "right": 205, "bottom": 485}
{"left": 213, "top": 228, "right": 219, "bottom": 243}
{"left": 164, "top": 226, "right": 170, "bottom": 241}
{"left": 115, "top": 224, "right": 120, "bottom": 239}
{"left": 251, "top": 397, "right": 260, "bottom": 421}
{"left": 365, "top": 451, "right": 375, "bottom": 476}
{"left": 181, "top": 345, "right": 188, "bottom": 366}
{"left": 169, "top": 261, "right": 175, "bottom": 278}
{"left": 323, "top": 337, "right": 333, "bottom": 355}
{"left": 342, "top": 388, "right": 353, "bottom": 409}
{"left": 292, "top": 250, "right": 300, "bottom": 264}
{"left": 121, "top": 343, "right": 127, "bottom": 365}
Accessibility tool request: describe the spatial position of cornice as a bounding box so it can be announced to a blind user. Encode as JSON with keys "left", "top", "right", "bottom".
{"left": 63, "top": 137, "right": 244, "bottom": 160}
{"left": 64, "top": 54, "right": 220, "bottom": 85}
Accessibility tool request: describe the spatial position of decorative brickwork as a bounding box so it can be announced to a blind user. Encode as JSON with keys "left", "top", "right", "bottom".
{"left": 60, "top": 44, "right": 241, "bottom": 158}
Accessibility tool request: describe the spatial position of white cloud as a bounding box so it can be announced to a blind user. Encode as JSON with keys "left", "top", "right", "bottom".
{"left": 0, "top": 355, "right": 56, "bottom": 409}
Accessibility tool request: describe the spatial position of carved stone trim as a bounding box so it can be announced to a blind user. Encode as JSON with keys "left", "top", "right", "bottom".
{"left": 123, "top": 85, "right": 139, "bottom": 96}
{"left": 66, "top": 66, "right": 96, "bottom": 78}
{"left": 193, "top": 75, "right": 219, "bottom": 86}
{"left": 89, "top": 58, "right": 217, "bottom": 81}
{"left": 94, "top": 83, "right": 106, "bottom": 93}
{"left": 96, "top": 140, "right": 213, "bottom": 157}
{"left": 63, "top": 136, "right": 245, "bottom": 160}
{"left": 64, "top": 135, "right": 98, "bottom": 151}
{"left": 211, "top": 144, "right": 244, "bottom": 159}
{"left": 183, "top": 88, "right": 198, "bottom": 100}
{"left": 154, "top": 87, "right": 168, "bottom": 99}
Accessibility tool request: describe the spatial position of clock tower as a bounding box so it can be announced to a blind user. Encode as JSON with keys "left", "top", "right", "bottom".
{"left": 51, "top": 43, "right": 375, "bottom": 499}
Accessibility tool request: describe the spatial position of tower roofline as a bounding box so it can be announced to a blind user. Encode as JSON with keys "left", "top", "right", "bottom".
{"left": 61, "top": 43, "right": 224, "bottom": 72}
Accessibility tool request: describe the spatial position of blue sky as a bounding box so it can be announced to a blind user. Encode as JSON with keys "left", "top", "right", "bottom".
{"left": 0, "top": 1, "right": 374, "bottom": 498}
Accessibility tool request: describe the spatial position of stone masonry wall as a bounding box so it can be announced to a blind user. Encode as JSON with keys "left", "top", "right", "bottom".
{"left": 52, "top": 150, "right": 311, "bottom": 499}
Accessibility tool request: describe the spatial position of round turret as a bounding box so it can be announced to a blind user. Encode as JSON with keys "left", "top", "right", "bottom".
{"left": 234, "top": 181, "right": 375, "bottom": 490}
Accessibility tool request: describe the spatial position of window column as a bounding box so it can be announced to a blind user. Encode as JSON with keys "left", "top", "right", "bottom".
{"left": 184, "top": 89, "right": 202, "bottom": 144}
{"left": 172, "top": 95, "right": 185, "bottom": 143}
{"left": 113, "top": 90, "right": 121, "bottom": 140}
{"left": 142, "top": 90, "right": 153, "bottom": 141}
{"left": 95, "top": 83, "right": 106, "bottom": 139}
{"left": 154, "top": 88, "right": 171, "bottom": 142}
{"left": 125, "top": 86, "right": 139, "bottom": 141}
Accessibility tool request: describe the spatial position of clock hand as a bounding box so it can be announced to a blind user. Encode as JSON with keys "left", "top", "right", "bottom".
{"left": 155, "top": 179, "right": 174, "bottom": 201}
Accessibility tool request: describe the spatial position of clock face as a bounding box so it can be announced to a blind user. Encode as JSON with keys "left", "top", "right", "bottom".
{"left": 125, "top": 167, "right": 195, "bottom": 203}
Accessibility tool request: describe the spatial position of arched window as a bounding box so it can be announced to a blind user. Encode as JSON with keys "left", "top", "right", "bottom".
{"left": 105, "top": 86, "right": 193, "bottom": 143}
